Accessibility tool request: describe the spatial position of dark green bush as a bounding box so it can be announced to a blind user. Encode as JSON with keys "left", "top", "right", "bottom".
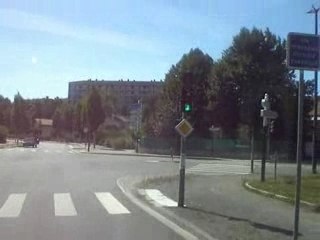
{"left": 110, "top": 136, "right": 133, "bottom": 150}
{"left": 0, "top": 125, "right": 9, "bottom": 143}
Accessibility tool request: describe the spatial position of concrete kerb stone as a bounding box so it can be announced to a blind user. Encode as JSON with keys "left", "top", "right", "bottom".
{"left": 81, "top": 151, "right": 176, "bottom": 159}
{"left": 117, "top": 175, "right": 218, "bottom": 240}
{"left": 80, "top": 150, "right": 248, "bottom": 162}
{"left": 243, "top": 181, "right": 316, "bottom": 208}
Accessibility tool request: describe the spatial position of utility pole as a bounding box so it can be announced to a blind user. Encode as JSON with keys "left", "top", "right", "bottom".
{"left": 209, "top": 125, "right": 215, "bottom": 157}
{"left": 250, "top": 127, "right": 255, "bottom": 173}
{"left": 307, "top": 5, "right": 319, "bottom": 174}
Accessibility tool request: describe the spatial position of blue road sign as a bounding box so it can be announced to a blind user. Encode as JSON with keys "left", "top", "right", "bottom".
{"left": 287, "top": 32, "right": 320, "bottom": 71}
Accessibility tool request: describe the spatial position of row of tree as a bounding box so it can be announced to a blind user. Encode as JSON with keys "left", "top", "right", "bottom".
{"left": 0, "top": 93, "right": 64, "bottom": 139}
{"left": 0, "top": 78, "right": 136, "bottom": 151}
{"left": 0, "top": 88, "right": 114, "bottom": 150}
{"left": 142, "top": 27, "right": 314, "bottom": 157}
{"left": 1, "top": 27, "right": 314, "bottom": 156}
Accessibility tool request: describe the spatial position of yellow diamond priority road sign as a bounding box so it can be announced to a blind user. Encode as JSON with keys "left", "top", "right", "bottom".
{"left": 175, "top": 118, "right": 193, "bottom": 138}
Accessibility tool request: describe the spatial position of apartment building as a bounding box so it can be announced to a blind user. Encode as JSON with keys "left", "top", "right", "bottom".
{"left": 68, "top": 79, "right": 163, "bottom": 105}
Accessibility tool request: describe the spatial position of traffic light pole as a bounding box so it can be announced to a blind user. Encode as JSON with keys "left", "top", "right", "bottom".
{"left": 178, "top": 112, "right": 186, "bottom": 207}
{"left": 266, "top": 124, "right": 271, "bottom": 161}
{"left": 261, "top": 126, "right": 267, "bottom": 182}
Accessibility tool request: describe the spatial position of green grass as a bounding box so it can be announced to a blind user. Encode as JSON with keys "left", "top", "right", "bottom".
{"left": 248, "top": 175, "right": 320, "bottom": 205}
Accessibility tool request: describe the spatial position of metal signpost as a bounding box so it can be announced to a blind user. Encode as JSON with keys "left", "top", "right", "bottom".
{"left": 307, "top": 5, "right": 320, "bottom": 174}
{"left": 287, "top": 32, "right": 320, "bottom": 240}
{"left": 175, "top": 117, "right": 193, "bottom": 207}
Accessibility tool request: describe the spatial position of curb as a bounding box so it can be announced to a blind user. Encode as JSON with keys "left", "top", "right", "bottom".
{"left": 117, "top": 176, "right": 218, "bottom": 240}
{"left": 244, "top": 181, "right": 316, "bottom": 208}
{"left": 80, "top": 150, "right": 249, "bottom": 162}
{"left": 81, "top": 151, "right": 176, "bottom": 159}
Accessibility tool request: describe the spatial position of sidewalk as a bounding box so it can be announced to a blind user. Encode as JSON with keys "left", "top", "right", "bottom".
{"left": 136, "top": 174, "right": 320, "bottom": 240}
{"left": 69, "top": 143, "right": 255, "bottom": 163}
{"left": 0, "top": 139, "right": 17, "bottom": 149}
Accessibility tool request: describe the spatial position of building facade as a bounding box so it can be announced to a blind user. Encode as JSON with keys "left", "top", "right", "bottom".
{"left": 68, "top": 79, "right": 163, "bottom": 105}
{"left": 129, "top": 102, "right": 142, "bottom": 133}
{"left": 34, "top": 118, "right": 53, "bottom": 140}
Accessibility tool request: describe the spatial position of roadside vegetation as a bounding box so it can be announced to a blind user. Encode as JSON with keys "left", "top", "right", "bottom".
{"left": 0, "top": 125, "right": 8, "bottom": 143}
{"left": 247, "top": 175, "right": 320, "bottom": 208}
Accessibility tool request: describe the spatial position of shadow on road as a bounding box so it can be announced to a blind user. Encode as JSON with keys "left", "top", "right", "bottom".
{"left": 186, "top": 206, "right": 300, "bottom": 237}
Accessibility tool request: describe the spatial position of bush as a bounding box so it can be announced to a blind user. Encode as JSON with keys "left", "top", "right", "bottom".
{"left": 0, "top": 125, "right": 9, "bottom": 143}
{"left": 95, "top": 127, "right": 134, "bottom": 150}
{"left": 109, "top": 136, "right": 133, "bottom": 150}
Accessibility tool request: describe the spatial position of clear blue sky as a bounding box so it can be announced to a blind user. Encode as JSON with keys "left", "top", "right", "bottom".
{"left": 0, "top": 0, "right": 318, "bottom": 100}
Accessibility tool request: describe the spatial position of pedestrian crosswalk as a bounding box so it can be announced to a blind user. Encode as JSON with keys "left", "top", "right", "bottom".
{"left": 95, "top": 192, "right": 130, "bottom": 215}
{"left": 0, "top": 192, "right": 130, "bottom": 218}
{"left": 0, "top": 193, "right": 26, "bottom": 218}
{"left": 186, "top": 163, "right": 250, "bottom": 175}
{"left": 54, "top": 193, "right": 77, "bottom": 216}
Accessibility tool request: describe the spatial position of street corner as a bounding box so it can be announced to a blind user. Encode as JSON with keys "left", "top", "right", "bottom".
{"left": 119, "top": 174, "right": 181, "bottom": 208}
{"left": 130, "top": 173, "right": 302, "bottom": 240}
{"left": 117, "top": 175, "right": 217, "bottom": 240}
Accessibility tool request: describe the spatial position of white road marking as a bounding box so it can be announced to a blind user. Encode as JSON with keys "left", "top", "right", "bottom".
{"left": 31, "top": 149, "right": 36, "bottom": 152}
{"left": 0, "top": 193, "right": 26, "bottom": 218}
{"left": 95, "top": 192, "right": 130, "bottom": 214}
{"left": 144, "top": 189, "right": 177, "bottom": 207}
{"left": 55, "top": 150, "right": 62, "bottom": 153}
{"left": 68, "top": 150, "right": 74, "bottom": 154}
{"left": 117, "top": 178, "right": 204, "bottom": 240}
{"left": 186, "top": 163, "right": 250, "bottom": 175}
{"left": 44, "top": 150, "right": 49, "bottom": 153}
{"left": 19, "top": 148, "right": 25, "bottom": 152}
{"left": 54, "top": 193, "right": 77, "bottom": 216}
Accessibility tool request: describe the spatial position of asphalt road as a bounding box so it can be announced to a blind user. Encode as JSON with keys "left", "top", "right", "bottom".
{"left": 0, "top": 142, "right": 183, "bottom": 240}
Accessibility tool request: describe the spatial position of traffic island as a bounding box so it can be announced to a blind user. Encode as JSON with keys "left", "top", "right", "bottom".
{"left": 244, "top": 175, "right": 320, "bottom": 212}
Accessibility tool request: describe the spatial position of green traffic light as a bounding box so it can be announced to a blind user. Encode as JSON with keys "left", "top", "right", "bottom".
{"left": 184, "top": 103, "right": 192, "bottom": 112}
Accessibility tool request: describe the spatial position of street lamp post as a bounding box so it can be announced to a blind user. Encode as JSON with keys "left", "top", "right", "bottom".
{"left": 307, "top": 5, "right": 319, "bottom": 174}
{"left": 209, "top": 125, "right": 215, "bottom": 157}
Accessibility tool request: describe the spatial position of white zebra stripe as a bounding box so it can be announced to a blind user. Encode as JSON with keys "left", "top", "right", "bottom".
{"left": 0, "top": 193, "right": 27, "bottom": 218}
{"left": 95, "top": 192, "right": 130, "bottom": 214}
